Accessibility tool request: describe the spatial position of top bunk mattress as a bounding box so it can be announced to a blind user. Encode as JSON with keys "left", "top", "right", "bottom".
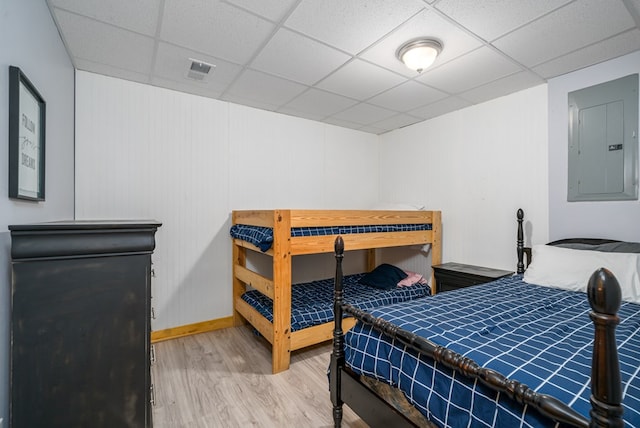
{"left": 230, "top": 223, "right": 433, "bottom": 252}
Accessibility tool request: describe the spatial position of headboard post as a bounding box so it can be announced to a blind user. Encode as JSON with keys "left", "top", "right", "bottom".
{"left": 587, "top": 268, "right": 624, "bottom": 428}
{"left": 330, "top": 236, "right": 345, "bottom": 427}
{"left": 517, "top": 208, "right": 525, "bottom": 274}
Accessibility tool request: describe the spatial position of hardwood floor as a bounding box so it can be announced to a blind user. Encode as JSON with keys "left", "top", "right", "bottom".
{"left": 151, "top": 326, "right": 368, "bottom": 427}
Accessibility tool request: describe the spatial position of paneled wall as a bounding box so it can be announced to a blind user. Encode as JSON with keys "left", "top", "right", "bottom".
{"left": 0, "top": 0, "right": 75, "bottom": 424}
{"left": 74, "top": 72, "right": 379, "bottom": 330}
{"left": 76, "top": 54, "right": 640, "bottom": 333}
{"left": 379, "top": 85, "right": 550, "bottom": 271}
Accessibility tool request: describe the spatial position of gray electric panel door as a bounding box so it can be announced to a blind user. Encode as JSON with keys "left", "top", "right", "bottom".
{"left": 568, "top": 74, "right": 638, "bottom": 201}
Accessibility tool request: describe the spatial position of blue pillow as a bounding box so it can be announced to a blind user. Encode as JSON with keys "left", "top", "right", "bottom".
{"left": 230, "top": 224, "right": 274, "bottom": 252}
{"left": 359, "top": 263, "right": 408, "bottom": 290}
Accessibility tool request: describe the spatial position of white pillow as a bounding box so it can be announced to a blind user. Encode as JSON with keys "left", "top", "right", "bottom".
{"left": 523, "top": 244, "right": 640, "bottom": 304}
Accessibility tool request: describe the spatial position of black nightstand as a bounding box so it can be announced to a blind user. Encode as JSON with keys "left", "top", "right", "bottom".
{"left": 432, "top": 262, "right": 514, "bottom": 293}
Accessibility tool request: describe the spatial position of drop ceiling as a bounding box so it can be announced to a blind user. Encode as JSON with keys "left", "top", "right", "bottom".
{"left": 47, "top": 0, "right": 640, "bottom": 134}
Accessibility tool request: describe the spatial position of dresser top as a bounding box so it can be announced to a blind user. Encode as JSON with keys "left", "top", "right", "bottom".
{"left": 9, "top": 220, "right": 161, "bottom": 231}
{"left": 10, "top": 220, "right": 161, "bottom": 260}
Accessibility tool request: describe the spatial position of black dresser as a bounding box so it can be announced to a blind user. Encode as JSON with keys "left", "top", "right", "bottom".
{"left": 9, "top": 220, "right": 161, "bottom": 428}
{"left": 432, "top": 262, "right": 513, "bottom": 293}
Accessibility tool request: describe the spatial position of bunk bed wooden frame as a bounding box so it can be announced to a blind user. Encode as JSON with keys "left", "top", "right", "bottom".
{"left": 329, "top": 209, "right": 626, "bottom": 427}
{"left": 232, "top": 209, "right": 442, "bottom": 374}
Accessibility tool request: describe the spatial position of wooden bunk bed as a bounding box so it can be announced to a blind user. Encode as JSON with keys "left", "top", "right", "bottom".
{"left": 231, "top": 209, "right": 442, "bottom": 373}
{"left": 330, "top": 209, "right": 640, "bottom": 427}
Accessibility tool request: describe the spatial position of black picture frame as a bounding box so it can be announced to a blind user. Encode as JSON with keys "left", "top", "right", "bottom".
{"left": 8, "top": 65, "right": 46, "bottom": 201}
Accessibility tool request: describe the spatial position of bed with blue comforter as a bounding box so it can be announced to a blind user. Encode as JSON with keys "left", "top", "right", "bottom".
{"left": 343, "top": 275, "right": 640, "bottom": 427}
{"left": 331, "top": 209, "right": 640, "bottom": 427}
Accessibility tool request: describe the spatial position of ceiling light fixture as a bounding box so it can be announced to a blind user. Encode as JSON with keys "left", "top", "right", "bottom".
{"left": 396, "top": 39, "right": 442, "bottom": 73}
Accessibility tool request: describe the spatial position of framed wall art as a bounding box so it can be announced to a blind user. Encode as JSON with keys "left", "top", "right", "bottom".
{"left": 8, "top": 65, "right": 46, "bottom": 201}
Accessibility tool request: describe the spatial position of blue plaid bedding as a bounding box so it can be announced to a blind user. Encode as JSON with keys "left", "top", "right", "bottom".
{"left": 241, "top": 273, "right": 431, "bottom": 332}
{"left": 345, "top": 275, "right": 640, "bottom": 427}
{"left": 230, "top": 223, "right": 433, "bottom": 252}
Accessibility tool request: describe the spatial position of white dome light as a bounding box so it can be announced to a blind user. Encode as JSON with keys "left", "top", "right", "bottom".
{"left": 396, "top": 39, "right": 443, "bottom": 73}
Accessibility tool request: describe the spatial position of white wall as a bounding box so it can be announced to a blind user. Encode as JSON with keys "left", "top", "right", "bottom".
{"left": 548, "top": 51, "right": 640, "bottom": 241}
{"left": 74, "top": 51, "right": 640, "bottom": 335}
{"left": 75, "top": 73, "right": 551, "bottom": 332}
{"left": 0, "top": 0, "right": 75, "bottom": 423}
{"left": 74, "top": 72, "right": 379, "bottom": 331}
{"left": 379, "top": 85, "right": 550, "bottom": 271}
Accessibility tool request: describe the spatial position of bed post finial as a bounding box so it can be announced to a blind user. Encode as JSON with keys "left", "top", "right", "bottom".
{"left": 587, "top": 268, "right": 624, "bottom": 428}
{"left": 516, "top": 209, "right": 525, "bottom": 274}
{"left": 331, "top": 236, "right": 345, "bottom": 427}
{"left": 335, "top": 235, "right": 344, "bottom": 256}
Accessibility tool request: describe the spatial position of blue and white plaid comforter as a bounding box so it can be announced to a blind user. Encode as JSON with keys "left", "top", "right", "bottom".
{"left": 230, "top": 223, "right": 433, "bottom": 252}
{"left": 345, "top": 275, "right": 640, "bottom": 427}
{"left": 242, "top": 273, "right": 431, "bottom": 332}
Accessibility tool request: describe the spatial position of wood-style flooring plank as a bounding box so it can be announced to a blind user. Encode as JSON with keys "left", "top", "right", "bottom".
{"left": 151, "top": 326, "right": 368, "bottom": 427}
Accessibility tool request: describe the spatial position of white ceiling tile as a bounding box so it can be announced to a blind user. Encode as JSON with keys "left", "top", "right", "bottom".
{"left": 493, "top": 0, "right": 636, "bottom": 67}
{"left": 223, "top": 0, "right": 298, "bottom": 22}
{"left": 532, "top": 29, "right": 640, "bottom": 78}
{"left": 360, "top": 8, "right": 482, "bottom": 77}
{"left": 47, "top": 0, "right": 640, "bottom": 133}
{"left": 54, "top": 9, "right": 155, "bottom": 74}
{"left": 434, "top": 0, "right": 572, "bottom": 41}
{"left": 370, "top": 114, "right": 425, "bottom": 131}
{"left": 154, "top": 43, "right": 243, "bottom": 93}
{"left": 161, "top": 0, "right": 275, "bottom": 64}
{"left": 358, "top": 124, "right": 387, "bottom": 134}
{"left": 459, "top": 71, "right": 545, "bottom": 104}
{"left": 317, "top": 59, "right": 406, "bottom": 100}
{"left": 279, "top": 89, "right": 358, "bottom": 118}
{"left": 284, "top": 0, "right": 426, "bottom": 54}
{"left": 409, "top": 96, "right": 473, "bottom": 120}
{"left": 250, "top": 28, "right": 351, "bottom": 85}
{"left": 50, "top": 0, "right": 160, "bottom": 35}
{"left": 418, "top": 46, "right": 522, "bottom": 93}
{"left": 368, "top": 81, "right": 448, "bottom": 112}
{"left": 330, "top": 103, "right": 397, "bottom": 125}
{"left": 225, "top": 69, "right": 308, "bottom": 108}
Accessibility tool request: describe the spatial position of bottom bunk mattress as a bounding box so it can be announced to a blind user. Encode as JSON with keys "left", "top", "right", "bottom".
{"left": 241, "top": 273, "right": 431, "bottom": 332}
{"left": 344, "top": 275, "right": 640, "bottom": 428}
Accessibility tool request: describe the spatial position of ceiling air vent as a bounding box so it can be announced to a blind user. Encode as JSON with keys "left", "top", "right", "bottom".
{"left": 185, "top": 58, "right": 215, "bottom": 82}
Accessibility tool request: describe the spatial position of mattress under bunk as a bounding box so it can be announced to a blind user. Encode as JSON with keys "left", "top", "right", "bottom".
{"left": 242, "top": 273, "right": 431, "bottom": 332}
